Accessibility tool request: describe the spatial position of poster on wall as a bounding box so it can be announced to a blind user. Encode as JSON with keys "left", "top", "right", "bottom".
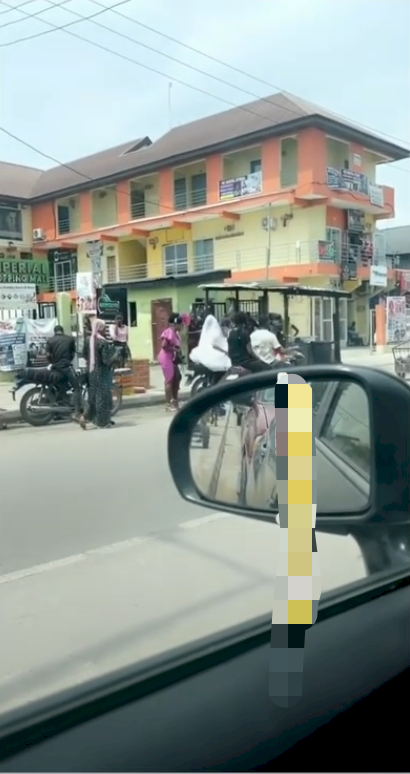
{"left": 26, "top": 318, "right": 58, "bottom": 367}
{"left": 0, "top": 319, "right": 26, "bottom": 372}
{"left": 0, "top": 283, "right": 37, "bottom": 311}
{"left": 76, "top": 272, "right": 96, "bottom": 313}
{"left": 386, "top": 297, "right": 407, "bottom": 344}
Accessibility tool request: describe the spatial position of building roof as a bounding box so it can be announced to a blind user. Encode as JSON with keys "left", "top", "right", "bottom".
{"left": 199, "top": 281, "right": 352, "bottom": 298}
{"left": 0, "top": 161, "right": 43, "bottom": 200}
{"left": 2, "top": 92, "right": 409, "bottom": 202}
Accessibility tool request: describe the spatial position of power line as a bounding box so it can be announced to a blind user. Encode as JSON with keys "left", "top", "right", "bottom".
{"left": 2, "top": 0, "right": 409, "bottom": 152}
{"left": 1, "top": 0, "right": 410, "bottom": 180}
{"left": 87, "top": 0, "right": 410, "bottom": 151}
{"left": 0, "top": 0, "right": 133, "bottom": 43}
{"left": 0, "top": 0, "right": 40, "bottom": 17}
{"left": 0, "top": 0, "right": 72, "bottom": 30}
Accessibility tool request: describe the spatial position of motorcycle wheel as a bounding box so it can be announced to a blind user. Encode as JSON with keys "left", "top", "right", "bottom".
{"left": 111, "top": 384, "right": 122, "bottom": 417}
{"left": 20, "top": 386, "right": 55, "bottom": 427}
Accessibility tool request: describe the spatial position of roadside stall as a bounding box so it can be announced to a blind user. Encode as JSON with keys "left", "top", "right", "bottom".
{"left": 198, "top": 282, "right": 352, "bottom": 364}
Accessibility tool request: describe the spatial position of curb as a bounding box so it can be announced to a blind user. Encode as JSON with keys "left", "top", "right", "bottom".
{"left": 0, "top": 389, "right": 191, "bottom": 429}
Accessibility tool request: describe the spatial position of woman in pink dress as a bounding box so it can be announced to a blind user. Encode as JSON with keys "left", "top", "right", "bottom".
{"left": 158, "top": 313, "right": 183, "bottom": 411}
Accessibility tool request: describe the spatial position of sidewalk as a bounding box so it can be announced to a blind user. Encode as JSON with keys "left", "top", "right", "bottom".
{"left": 0, "top": 365, "right": 189, "bottom": 426}
{"left": 0, "top": 352, "right": 395, "bottom": 426}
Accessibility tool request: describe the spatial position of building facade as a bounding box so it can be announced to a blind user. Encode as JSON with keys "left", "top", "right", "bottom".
{"left": 1, "top": 92, "right": 408, "bottom": 355}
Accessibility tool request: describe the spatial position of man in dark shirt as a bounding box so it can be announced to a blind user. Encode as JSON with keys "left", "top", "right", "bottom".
{"left": 227, "top": 312, "right": 271, "bottom": 373}
{"left": 46, "top": 325, "right": 81, "bottom": 417}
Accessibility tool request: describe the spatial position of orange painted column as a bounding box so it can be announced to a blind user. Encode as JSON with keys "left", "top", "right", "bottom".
{"left": 206, "top": 154, "right": 224, "bottom": 204}
{"left": 80, "top": 191, "right": 93, "bottom": 232}
{"left": 297, "top": 128, "right": 327, "bottom": 192}
{"left": 375, "top": 301, "right": 387, "bottom": 351}
{"left": 261, "top": 137, "right": 280, "bottom": 193}
{"left": 117, "top": 180, "right": 130, "bottom": 223}
{"left": 159, "top": 168, "right": 174, "bottom": 215}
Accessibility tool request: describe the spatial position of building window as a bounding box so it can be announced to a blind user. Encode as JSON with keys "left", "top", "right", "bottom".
{"left": 174, "top": 178, "right": 187, "bottom": 210}
{"left": 57, "top": 204, "right": 70, "bottom": 235}
{"left": 250, "top": 160, "right": 262, "bottom": 174}
{"left": 326, "top": 228, "right": 342, "bottom": 262}
{"left": 164, "top": 243, "right": 188, "bottom": 276}
{"left": 0, "top": 201, "right": 22, "bottom": 240}
{"left": 130, "top": 188, "right": 145, "bottom": 219}
{"left": 194, "top": 239, "right": 214, "bottom": 272}
{"left": 191, "top": 173, "right": 207, "bottom": 207}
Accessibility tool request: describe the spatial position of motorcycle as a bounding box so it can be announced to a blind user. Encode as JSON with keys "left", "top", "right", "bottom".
{"left": 11, "top": 366, "right": 123, "bottom": 427}
{"left": 218, "top": 349, "right": 305, "bottom": 426}
{"left": 185, "top": 362, "right": 227, "bottom": 399}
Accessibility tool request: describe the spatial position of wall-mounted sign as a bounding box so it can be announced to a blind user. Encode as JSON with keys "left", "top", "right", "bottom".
{"left": 97, "top": 287, "right": 128, "bottom": 324}
{"left": 368, "top": 183, "right": 384, "bottom": 208}
{"left": 326, "top": 167, "right": 369, "bottom": 196}
{"left": 370, "top": 265, "right": 387, "bottom": 287}
{"left": 86, "top": 240, "right": 103, "bottom": 287}
{"left": 219, "top": 171, "right": 262, "bottom": 201}
{"left": 352, "top": 153, "right": 362, "bottom": 167}
{"left": 347, "top": 210, "right": 365, "bottom": 232}
{"left": 0, "top": 256, "right": 49, "bottom": 286}
{"left": 0, "top": 283, "right": 37, "bottom": 310}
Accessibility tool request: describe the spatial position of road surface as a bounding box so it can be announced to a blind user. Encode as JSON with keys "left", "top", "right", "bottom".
{"left": 0, "top": 404, "right": 368, "bottom": 715}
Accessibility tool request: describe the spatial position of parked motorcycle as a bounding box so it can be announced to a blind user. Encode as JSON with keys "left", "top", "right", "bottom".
{"left": 11, "top": 366, "right": 122, "bottom": 427}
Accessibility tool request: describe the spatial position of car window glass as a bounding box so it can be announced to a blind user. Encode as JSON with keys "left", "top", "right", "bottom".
{"left": 319, "top": 383, "right": 371, "bottom": 478}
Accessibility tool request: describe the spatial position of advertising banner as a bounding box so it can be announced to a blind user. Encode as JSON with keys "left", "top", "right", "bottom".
{"left": 25, "top": 318, "right": 58, "bottom": 367}
{"left": 386, "top": 296, "right": 407, "bottom": 344}
{"left": 86, "top": 241, "right": 103, "bottom": 288}
{"left": 219, "top": 171, "right": 262, "bottom": 201}
{"left": 76, "top": 272, "right": 97, "bottom": 313}
{"left": 0, "top": 283, "right": 37, "bottom": 311}
{"left": 0, "top": 256, "right": 50, "bottom": 288}
{"left": 0, "top": 318, "right": 26, "bottom": 372}
{"left": 96, "top": 287, "right": 128, "bottom": 324}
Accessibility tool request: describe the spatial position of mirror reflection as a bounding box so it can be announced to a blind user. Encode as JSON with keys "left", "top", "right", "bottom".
{"left": 190, "top": 379, "right": 371, "bottom": 515}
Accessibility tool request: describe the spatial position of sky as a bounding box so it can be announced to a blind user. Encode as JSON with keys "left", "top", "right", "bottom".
{"left": 0, "top": 0, "right": 409, "bottom": 226}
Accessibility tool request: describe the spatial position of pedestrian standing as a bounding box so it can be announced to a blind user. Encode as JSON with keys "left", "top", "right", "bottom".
{"left": 79, "top": 318, "right": 117, "bottom": 430}
{"left": 158, "top": 313, "right": 183, "bottom": 411}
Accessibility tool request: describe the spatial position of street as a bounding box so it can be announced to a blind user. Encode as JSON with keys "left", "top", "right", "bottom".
{"left": 0, "top": 399, "right": 370, "bottom": 715}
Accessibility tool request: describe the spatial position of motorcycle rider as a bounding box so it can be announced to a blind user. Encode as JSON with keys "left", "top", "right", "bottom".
{"left": 46, "top": 325, "right": 81, "bottom": 418}
{"left": 227, "top": 311, "right": 271, "bottom": 373}
{"left": 190, "top": 314, "right": 231, "bottom": 377}
{"left": 250, "top": 316, "right": 288, "bottom": 365}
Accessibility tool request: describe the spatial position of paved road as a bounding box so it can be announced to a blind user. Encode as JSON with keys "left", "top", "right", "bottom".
{"left": 0, "top": 407, "right": 206, "bottom": 575}
{"left": 0, "top": 372, "right": 383, "bottom": 714}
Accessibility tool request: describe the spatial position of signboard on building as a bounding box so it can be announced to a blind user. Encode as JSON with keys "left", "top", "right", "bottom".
{"left": 96, "top": 287, "right": 128, "bottom": 324}
{"left": 86, "top": 240, "right": 103, "bottom": 288}
{"left": 368, "top": 183, "right": 384, "bottom": 208}
{"left": 347, "top": 210, "right": 365, "bottom": 232}
{"left": 0, "top": 283, "right": 37, "bottom": 310}
{"left": 0, "top": 255, "right": 50, "bottom": 286}
{"left": 76, "top": 272, "right": 97, "bottom": 313}
{"left": 386, "top": 296, "right": 407, "bottom": 343}
{"left": 0, "top": 319, "right": 26, "bottom": 371}
{"left": 219, "top": 171, "right": 262, "bottom": 201}
{"left": 326, "top": 167, "right": 368, "bottom": 195}
{"left": 370, "top": 265, "right": 387, "bottom": 287}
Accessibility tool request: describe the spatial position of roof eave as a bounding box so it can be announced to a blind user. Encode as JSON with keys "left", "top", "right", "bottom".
{"left": 27, "top": 115, "right": 409, "bottom": 203}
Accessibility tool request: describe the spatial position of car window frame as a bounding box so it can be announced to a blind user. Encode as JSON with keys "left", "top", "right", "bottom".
{"left": 316, "top": 380, "right": 371, "bottom": 483}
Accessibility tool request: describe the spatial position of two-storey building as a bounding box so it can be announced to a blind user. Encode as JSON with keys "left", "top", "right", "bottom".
{"left": 2, "top": 92, "right": 409, "bottom": 356}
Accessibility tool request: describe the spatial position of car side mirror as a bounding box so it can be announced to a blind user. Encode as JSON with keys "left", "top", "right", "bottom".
{"left": 168, "top": 365, "right": 410, "bottom": 576}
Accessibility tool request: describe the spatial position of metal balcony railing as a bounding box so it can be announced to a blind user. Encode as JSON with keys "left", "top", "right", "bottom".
{"left": 57, "top": 218, "right": 72, "bottom": 236}
{"left": 174, "top": 188, "right": 207, "bottom": 211}
{"left": 118, "top": 264, "right": 148, "bottom": 282}
{"left": 48, "top": 274, "right": 77, "bottom": 292}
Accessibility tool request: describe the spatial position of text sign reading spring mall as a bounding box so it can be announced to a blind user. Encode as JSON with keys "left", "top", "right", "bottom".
{"left": 0, "top": 256, "right": 50, "bottom": 286}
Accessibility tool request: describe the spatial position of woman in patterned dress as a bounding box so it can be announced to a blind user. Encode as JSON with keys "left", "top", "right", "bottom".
{"left": 80, "top": 318, "right": 117, "bottom": 430}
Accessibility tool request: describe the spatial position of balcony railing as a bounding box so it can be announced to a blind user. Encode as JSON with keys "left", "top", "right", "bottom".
{"left": 174, "top": 188, "right": 207, "bottom": 211}
{"left": 118, "top": 264, "right": 148, "bottom": 282}
{"left": 57, "top": 218, "right": 71, "bottom": 236}
{"left": 48, "top": 274, "right": 77, "bottom": 292}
